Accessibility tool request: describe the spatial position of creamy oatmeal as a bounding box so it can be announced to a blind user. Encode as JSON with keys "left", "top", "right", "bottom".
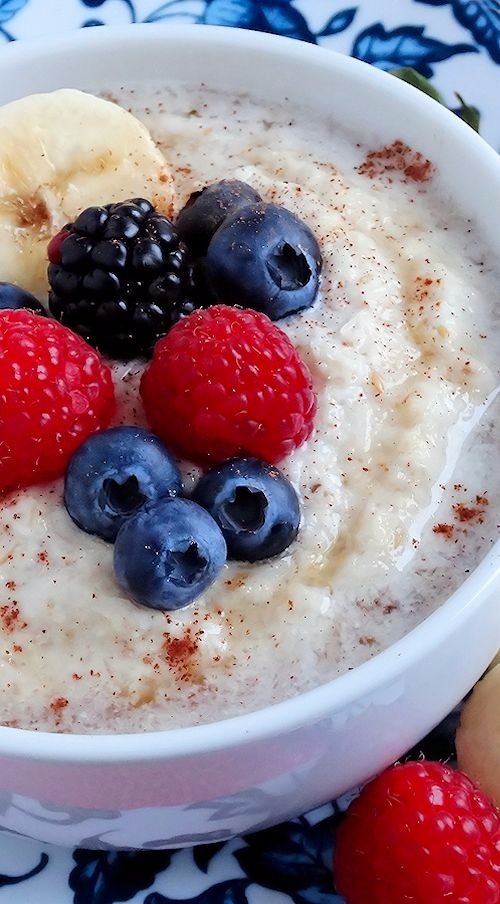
{"left": 0, "top": 84, "right": 499, "bottom": 733}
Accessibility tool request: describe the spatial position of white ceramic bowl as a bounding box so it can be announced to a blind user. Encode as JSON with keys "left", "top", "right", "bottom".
{"left": 0, "top": 24, "right": 499, "bottom": 851}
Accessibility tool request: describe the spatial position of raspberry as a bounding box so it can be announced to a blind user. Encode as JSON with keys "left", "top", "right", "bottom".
{"left": 140, "top": 305, "right": 317, "bottom": 466}
{"left": 48, "top": 199, "right": 197, "bottom": 360}
{"left": 334, "top": 762, "right": 500, "bottom": 904}
{"left": 0, "top": 310, "right": 115, "bottom": 493}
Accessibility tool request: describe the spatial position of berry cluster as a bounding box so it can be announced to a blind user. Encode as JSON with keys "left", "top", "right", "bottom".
{"left": 0, "top": 182, "right": 321, "bottom": 611}
{"left": 65, "top": 426, "right": 300, "bottom": 610}
{"left": 60, "top": 300, "right": 312, "bottom": 610}
{"left": 47, "top": 182, "right": 323, "bottom": 360}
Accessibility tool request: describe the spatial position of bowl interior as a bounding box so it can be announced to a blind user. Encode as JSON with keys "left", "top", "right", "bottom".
{"left": 0, "top": 23, "right": 498, "bottom": 760}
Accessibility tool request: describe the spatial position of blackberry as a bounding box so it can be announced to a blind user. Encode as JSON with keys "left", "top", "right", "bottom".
{"left": 48, "top": 198, "right": 197, "bottom": 359}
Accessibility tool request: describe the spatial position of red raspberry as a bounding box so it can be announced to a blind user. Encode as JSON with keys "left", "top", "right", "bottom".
{"left": 334, "top": 761, "right": 500, "bottom": 904}
{"left": 140, "top": 305, "right": 316, "bottom": 466}
{"left": 0, "top": 310, "right": 115, "bottom": 493}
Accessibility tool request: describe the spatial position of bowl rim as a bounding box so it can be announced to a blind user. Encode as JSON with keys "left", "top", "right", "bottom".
{"left": 0, "top": 22, "right": 499, "bottom": 763}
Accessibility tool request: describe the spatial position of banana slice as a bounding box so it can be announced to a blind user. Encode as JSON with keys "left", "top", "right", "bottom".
{"left": 456, "top": 663, "right": 500, "bottom": 806}
{"left": 0, "top": 88, "right": 174, "bottom": 300}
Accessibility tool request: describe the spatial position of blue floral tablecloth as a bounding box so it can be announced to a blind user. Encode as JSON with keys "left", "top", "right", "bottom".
{"left": 0, "top": 2, "right": 498, "bottom": 902}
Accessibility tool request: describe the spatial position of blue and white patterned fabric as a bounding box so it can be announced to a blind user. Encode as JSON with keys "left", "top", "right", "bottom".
{"left": 0, "top": 710, "right": 461, "bottom": 902}
{"left": 2, "top": 0, "right": 500, "bottom": 145}
{"left": 0, "top": 2, "right": 497, "bottom": 901}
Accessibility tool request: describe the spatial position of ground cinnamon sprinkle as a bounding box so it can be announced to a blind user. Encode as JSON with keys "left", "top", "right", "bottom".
{"left": 50, "top": 696, "right": 69, "bottom": 711}
{"left": 453, "top": 501, "right": 486, "bottom": 524}
{"left": 143, "top": 654, "right": 161, "bottom": 673}
{"left": 358, "top": 140, "right": 433, "bottom": 183}
{"left": 433, "top": 523, "right": 454, "bottom": 538}
{"left": 50, "top": 697, "right": 69, "bottom": 726}
{"left": 16, "top": 193, "right": 50, "bottom": 229}
{"left": 163, "top": 627, "right": 202, "bottom": 683}
{"left": 414, "top": 275, "right": 440, "bottom": 303}
{"left": 50, "top": 697, "right": 69, "bottom": 725}
{"left": 0, "top": 603, "right": 27, "bottom": 632}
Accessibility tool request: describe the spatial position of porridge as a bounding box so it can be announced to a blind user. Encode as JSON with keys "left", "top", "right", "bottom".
{"left": 0, "top": 84, "right": 498, "bottom": 733}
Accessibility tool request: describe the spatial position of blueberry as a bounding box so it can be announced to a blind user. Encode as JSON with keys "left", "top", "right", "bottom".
{"left": 204, "top": 202, "right": 322, "bottom": 320}
{"left": 64, "top": 426, "right": 182, "bottom": 541}
{"left": 0, "top": 282, "right": 45, "bottom": 315}
{"left": 175, "top": 179, "right": 262, "bottom": 256}
{"left": 114, "top": 497, "right": 227, "bottom": 610}
{"left": 192, "top": 458, "right": 300, "bottom": 562}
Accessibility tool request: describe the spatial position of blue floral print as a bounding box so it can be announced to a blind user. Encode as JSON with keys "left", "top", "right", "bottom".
{"left": 417, "top": 0, "right": 500, "bottom": 62}
{"left": 0, "top": 1, "right": 497, "bottom": 901}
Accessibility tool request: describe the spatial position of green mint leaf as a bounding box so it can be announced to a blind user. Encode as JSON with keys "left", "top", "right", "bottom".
{"left": 453, "top": 93, "right": 481, "bottom": 133}
{"left": 390, "top": 69, "right": 481, "bottom": 134}
{"left": 390, "top": 67, "right": 444, "bottom": 104}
